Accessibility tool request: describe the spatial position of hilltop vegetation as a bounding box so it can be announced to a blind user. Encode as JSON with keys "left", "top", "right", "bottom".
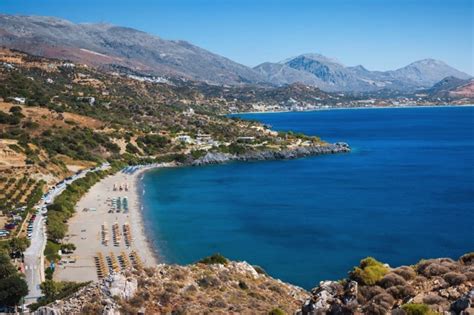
{"left": 0, "top": 48, "right": 326, "bottom": 186}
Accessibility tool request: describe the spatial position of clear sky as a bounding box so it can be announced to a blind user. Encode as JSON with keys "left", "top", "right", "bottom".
{"left": 0, "top": 0, "right": 472, "bottom": 74}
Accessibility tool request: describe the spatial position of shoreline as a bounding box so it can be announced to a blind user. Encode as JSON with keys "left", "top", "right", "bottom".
{"left": 54, "top": 163, "right": 174, "bottom": 282}
{"left": 231, "top": 103, "right": 474, "bottom": 115}
{"left": 53, "top": 144, "right": 349, "bottom": 282}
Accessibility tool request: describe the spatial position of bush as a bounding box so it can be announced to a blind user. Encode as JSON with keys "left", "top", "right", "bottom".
{"left": 378, "top": 273, "right": 406, "bottom": 288}
{"left": 363, "top": 293, "right": 394, "bottom": 315}
{"left": 238, "top": 280, "right": 249, "bottom": 290}
{"left": 387, "top": 284, "right": 416, "bottom": 300}
{"left": 401, "top": 303, "right": 437, "bottom": 315}
{"left": 269, "top": 308, "right": 286, "bottom": 315}
{"left": 443, "top": 272, "right": 467, "bottom": 285}
{"left": 349, "top": 257, "right": 389, "bottom": 285}
{"left": 253, "top": 265, "right": 267, "bottom": 275}
{"left": 393, "top": 266, "right": 417, "bottom": 280}
{"left": 125, "top": 142, "right": 140, "bottom": 154}
{"left": 198, "top": 253, "right": 228, "bottom": 265}
{"left": 44, "top": 241, "right": 61, "bottom": 262}
{"left": 45, "top": 267, "right": 54, "bottom": 280}
{"left": 199, "top": 253, "right": 229, "bottom": 265}
{"left": 422, "top": 294, "right": 447, "bottom": 305}
{"left": 459, "top": 252, "right": 474, "bottom": 265}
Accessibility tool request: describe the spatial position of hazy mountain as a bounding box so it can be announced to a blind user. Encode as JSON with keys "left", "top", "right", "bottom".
{"left": 386, "top": 59, "right": 471, "bottom": 87}
{"left": 0, "top": 14, "right": 470, "bottom": 91}
{"left": 425, "top": 76, "right": 474, "bottom": 98}
{"left": 255, "top": 54, "right": 471, "bottom": 92}
{"left": 0, "top": 14, "right": 266, "bottom": 85}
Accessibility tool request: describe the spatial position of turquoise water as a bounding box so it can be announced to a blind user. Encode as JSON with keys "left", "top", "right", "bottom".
{"left": 141, "top": 106, "right": 474, "bottom": 289}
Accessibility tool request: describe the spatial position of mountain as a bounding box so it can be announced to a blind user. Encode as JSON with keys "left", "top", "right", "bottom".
{"left": 255, "top": 54, "right": 471, "bottom": 92}
{"left": 0, "top": 14, "right": 266, "bottom": 85}
{"left": 387, "top": 59, "right": 471, "bottom": 87}
{"left": 0, "top": 14, "right": 471, "bottom": 92}
{"left": 426, "top": 76, "right": 474, "bottom": 98}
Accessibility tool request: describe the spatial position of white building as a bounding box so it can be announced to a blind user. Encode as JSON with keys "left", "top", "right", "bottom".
{"left": 176, "top": 135, "right": 192, "bottom": 143}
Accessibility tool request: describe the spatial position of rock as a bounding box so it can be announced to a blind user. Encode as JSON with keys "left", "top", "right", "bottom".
{"left": 192, "top": 143, "right": 350, "bottom": 166}
{"left": 451, "top": 297, "right": 470, "bottom": 313}
{"left": 104, "top": 273, "right": 138, "bottom": 300}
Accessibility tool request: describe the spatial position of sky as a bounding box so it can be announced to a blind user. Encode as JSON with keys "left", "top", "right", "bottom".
{"left": 0, "top": 0, "right": 472, "bottom": 74}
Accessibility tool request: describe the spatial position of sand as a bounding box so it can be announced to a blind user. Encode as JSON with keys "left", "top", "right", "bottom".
{"left": 54, "top": 164, "right": 171, "bottom": 282}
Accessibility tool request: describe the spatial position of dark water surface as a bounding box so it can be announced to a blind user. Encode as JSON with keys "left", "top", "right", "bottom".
{"left": 141, "top": 106, "right": 474, "bottom": 289}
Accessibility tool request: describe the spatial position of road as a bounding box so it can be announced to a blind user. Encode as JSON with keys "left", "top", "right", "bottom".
{"left": 23, "top": 163, "right": 110, "bottom": 304}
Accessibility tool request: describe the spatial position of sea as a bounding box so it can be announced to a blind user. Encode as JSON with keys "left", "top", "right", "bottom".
{"left": 140, "top": 106, "right": 474, "bottom": 289}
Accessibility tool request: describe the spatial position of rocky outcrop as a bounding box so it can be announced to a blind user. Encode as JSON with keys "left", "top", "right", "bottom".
{"left": 35, "top": 261, "right": 309, "bottom": 314}
{"left": 35, "top": 253, "right": 473, "bottom": 315}
{"left": 191, "top": 142, "right": 350, "bottom": 166}
{"left": 300, "top": 253, "right": 474, "bottom": 315}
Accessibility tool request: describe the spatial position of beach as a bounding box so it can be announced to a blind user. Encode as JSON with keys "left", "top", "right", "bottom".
{"left": 54, "top": 164, "right": 171, "bottom": 282}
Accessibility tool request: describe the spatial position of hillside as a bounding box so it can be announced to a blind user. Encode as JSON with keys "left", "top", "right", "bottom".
{"left": 0, "top": 48, "right": 347, "bottom": 248}
{"left": 34, "top": 253, "right": 474, "bottom": 314}
{"left": 0, "top": 14, "right": 265, "bottom": 85}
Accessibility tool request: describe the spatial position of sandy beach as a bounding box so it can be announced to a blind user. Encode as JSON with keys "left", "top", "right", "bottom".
{"left": 55, "top": 164, "right": 172, "bottom": 282}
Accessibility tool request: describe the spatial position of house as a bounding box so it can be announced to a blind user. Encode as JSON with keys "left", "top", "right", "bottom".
{"left": 183, "top": 108, "right": 195, "bottom": 117}
{"left": 76, "top": 96, "right": 96, "bottom": 106}
{"left": 237, "top": 136, "right": 255, "bottom": 143}
{"left": 196, "top": 134, "right": 212, "bottom": 144}
{"left": 9, "top": 97, "right": 26, "bottom": 104}
{"left": 176, "top": 135, "right": 192, "bottom": 143}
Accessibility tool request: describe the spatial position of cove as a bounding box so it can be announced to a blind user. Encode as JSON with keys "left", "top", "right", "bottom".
{"left": 140, "top": 106, "right": 474, "bottom": 289}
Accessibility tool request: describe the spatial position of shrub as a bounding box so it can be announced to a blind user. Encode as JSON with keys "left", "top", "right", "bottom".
{"left": 387, "top": 284, "right": 416, "bottom": 300}
{"left": 401, "top": 303, "right": 437, "bottom": 315}
{"left": 269, "top": 308, "right": 286, "bottom": 315}
{"left": 253, "top": 265, "right": 267, "bottom": 275}
{"left": 358, "top": 285, "right": 385, "bottom": 303}
{"left": 459, "top": 252, "right": 474, "bottom": 265}
{"left": 349, "top": 257, "right": 389, "bottom": 285}
{"left": 125, "top": 142, "right": 140, "bottom": 154}
{"left": 378, "top": 273, "right": 406, "bottom": 288}
{"left": 44, "top": 241, "right": 61, "bottom": 262}
{"left": 443, "top": 272, "right": 467, "bottom": 286}
{"left": 422, "top": 294, "right": 447, "bottom": 305}
{"left": 198, "top": 253, "right": 228, "bottom": 265}
{"left": 393, "top": 266, "right": 417, "bottom": 280}
{"left": 417, "top": 261, "right": 449, "bottom": 277}
{"left": 197, "top": 275, "right": 221, "bottom": 288}
{"left": 238, "top": 280, "right": 249, "bottom": 290}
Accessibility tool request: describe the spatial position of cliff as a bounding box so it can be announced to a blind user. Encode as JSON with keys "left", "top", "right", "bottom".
{"left": 35, "top": 253, "right": 473, "bottom": 314}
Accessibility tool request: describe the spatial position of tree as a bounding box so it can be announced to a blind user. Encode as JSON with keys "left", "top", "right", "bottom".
{"left": 40, "top": 280, "right": 60, "bottom": 300}
{"left": 60, "top": 243, "right": 76, "bottom": 254}
{"left": 0, "top": 253, "right": 17, "bottom": 280}
{"left": 8, "top": 237, "right": 30, "bottom": 254}
{"left": 0, "top": 275, "right": 28, "bottom": 307}
{"left": 0, "top": 253, "right": 28, "bottom": 307}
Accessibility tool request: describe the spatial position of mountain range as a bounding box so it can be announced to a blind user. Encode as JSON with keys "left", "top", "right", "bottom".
{"left": 0, "top": 14, "right": 471, "bottom": 92}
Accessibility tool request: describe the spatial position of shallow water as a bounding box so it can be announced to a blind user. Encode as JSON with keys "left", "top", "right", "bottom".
{"left": 141, "top": 106, "right": 474, "bottom": 289}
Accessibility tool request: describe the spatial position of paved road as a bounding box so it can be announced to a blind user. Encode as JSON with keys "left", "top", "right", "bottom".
{"left": 23, "top": 163, "right": 110, "bottom": 304}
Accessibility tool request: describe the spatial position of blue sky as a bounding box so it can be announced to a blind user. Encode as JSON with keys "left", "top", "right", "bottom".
{"left": 0, "top": 0, "right": 472, "bottom": 74}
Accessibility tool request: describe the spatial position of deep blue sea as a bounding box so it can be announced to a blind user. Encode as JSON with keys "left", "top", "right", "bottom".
{"left": 141, "top": 106, "right": 474, "bottom": 289}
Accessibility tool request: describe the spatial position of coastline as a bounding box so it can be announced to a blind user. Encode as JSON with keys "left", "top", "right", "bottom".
{"left": 54, "top": 163, "right": 173, "bottom": 282}
{"left": 231, "top": 103, "right": 474, "bottom": 115}
{"left": 53, "top": 144, "right": 349, "bottom": 282}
